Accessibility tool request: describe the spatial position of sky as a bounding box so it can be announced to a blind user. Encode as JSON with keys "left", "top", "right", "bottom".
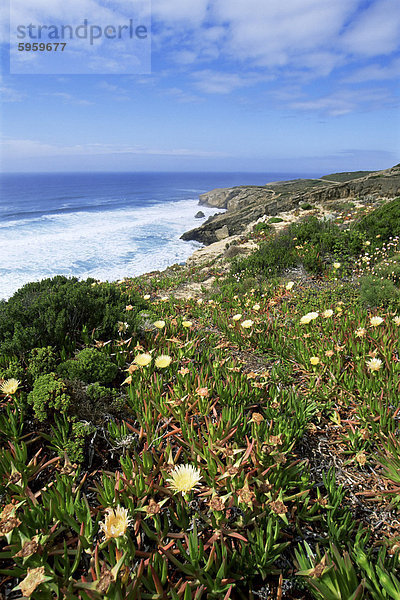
{"left": 0, "top": 0, "right": 399, "bottom": 173}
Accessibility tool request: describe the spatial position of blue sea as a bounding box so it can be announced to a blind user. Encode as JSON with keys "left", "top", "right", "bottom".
{"left": 0, "top": 172, "right": 317, "bottom": 300}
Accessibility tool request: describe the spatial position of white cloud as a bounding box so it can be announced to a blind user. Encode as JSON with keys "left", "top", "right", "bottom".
{"left": 0, "top": 85, "right": 25, "bottom": 102}
{"left": 152, "top": 0, "right": 209, "bottom": 25}
{"left": 46, "top": 92, "right": 93, "bottom": 105}
{"left": 290, "top": 87, "right": 399, "bottom": 116}
{"left": 343, "top": 58, "right": 400, "bottom": 83}
{"left": 342, "top": 0, "right": 400, "bottom": 57}
{"left": 0, "top": 138, "right": 228, "bottom": 159}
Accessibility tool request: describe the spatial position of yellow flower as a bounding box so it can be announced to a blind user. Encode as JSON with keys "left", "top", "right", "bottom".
{"left": 160, "top": 296, "right": 169, "bottom": 302}
{"left": 370, "top": 316, "right": 384, "bottom": 327}
{"left": 365, "top": 241, "right": 371, "bottom": 246}
{"left": 285, "top": 281, "right": 295, "bottom": 290}
{"left": 125, "top": 304, "right": 133, "bottom": 311}
{"left": 355, "top": 327, "right": 366, "bottom": 338}
{"left": 153, "top": 320, "right": 166, "bottom": 329}
{"left": 18, "top": 566, "right": 47, "bottom": 597}
{"left": 310, "top": 357, "right": 320, "bottom": 365}
{"left": 182, "top": 321, "right": 193, "bottom": 328}
{"left": 393, "top": 316, "right": 400, "bottom": 326}
{"left": 366, "top": 357, "right": 382, "bottom": 372}
{"left": 100, "top": 506, "right": 131, "bottom": 540}
{"left": 167, "top": 464, "right": 202, "bottom": 494}
{"left": 0, "top": 379, "right": 20, "bottom": 395}
{"left": 333, "top": 262, "right": 341, "bottom": 269}
{"left": 134, "top": 353, "right": 152, "bottom": 367}
{"left": 252, "top": 304, "right": 261, "bottom": 311}
{"left": 241, "top": 320, "right": 254, "bottom": 329}
{"left": 232, "top": 314, "right": 242, "bottom": 321}
{"left": 143, "top": 294, "right": 151, "bottom": 300}
{"left": 197, "top": 298, "right": 204, "bottom": 305}
{"left": 322, "top": 309, "right": 333, "bottom": 318}
{"left": 300, "top": 312, "right": 318, "bottom": 324}
{"left": 155, "top": 355, "right": 172, "bottom": 368}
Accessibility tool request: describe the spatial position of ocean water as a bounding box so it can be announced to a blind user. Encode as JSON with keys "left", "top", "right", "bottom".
{"left": 0, "top": 172, "right": 315, "bottom": 300}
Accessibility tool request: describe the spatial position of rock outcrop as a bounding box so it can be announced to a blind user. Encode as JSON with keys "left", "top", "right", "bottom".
{"left": 181, "top": 165, "right": 400, "bottom": 245}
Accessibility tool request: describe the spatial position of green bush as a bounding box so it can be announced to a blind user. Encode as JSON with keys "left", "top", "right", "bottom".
{"left": 355, "top": 197, "right": 400, "bottom": 242}
{"left": 253, "top": 222, "right": 273, "bottom": 234}
{"left": 268, "top": 217, "right": 284, "bottom": 224}
{"left": 0, "top": 276, "right": 146, "bottom": 357}
{"left": 57, "top": 347, "right": 118, "bottom": 385}
{"left": 28, "top": 373, "right": 71, "bottom": 422}
{"left": 0, "top": 357, "right": 25, "bottom": 383}
{"left": 359, "top": 275, "right": 400, "bottom": 308}
{"left": 27, "top": 347, "right": 58, "bottom": 382}
{"left": 300, "top": 202, "right": 314, "bottom": 210}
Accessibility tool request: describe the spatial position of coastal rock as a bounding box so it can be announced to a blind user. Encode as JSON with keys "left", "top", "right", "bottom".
{"left": 195, "top": 211, "right": 205, "bottom": 218}
{"left": 215, "top": 225, "right": 229, "bottom": 240}
{"left": 181, "top": 165, "right": 400, "bottom": 245}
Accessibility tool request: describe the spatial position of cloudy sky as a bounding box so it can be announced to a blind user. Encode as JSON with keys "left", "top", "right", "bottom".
{"left": 1, "top": 0, "right": 399, "bottom": 173}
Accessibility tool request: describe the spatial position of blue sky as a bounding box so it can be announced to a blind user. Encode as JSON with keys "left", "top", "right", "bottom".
{"left": 0, "top": 0, "right": 399, "bottom": 173}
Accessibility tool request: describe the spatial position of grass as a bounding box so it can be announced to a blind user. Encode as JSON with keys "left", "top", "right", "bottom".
{"left": 0, "top": 201, "right": 400, "bottom": 599}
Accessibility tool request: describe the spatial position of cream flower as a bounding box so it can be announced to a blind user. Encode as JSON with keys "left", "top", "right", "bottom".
{"left": 322, "top": 309, "right": 333, "bottom": 318}
{"left": 333, "top": 262, "right": 341, "bottom": 269}
{"left": 366, "top": 357, "right": 382, "bottom": 372}
{"left": 143, "top": 294, "right": 151, "bottom": 300}
{"left": 310, "top": 357, "right": 320, "bottom": 365}
{"left": 134, "top": 353, "right": 152, "bottom": 367}
{"left": 18, "top": 566, "right": 47, "bottom": 597}
{"left": 0, "top": 379, "right": 20, "bottom": 395}
{"left": 300, "top": 312, "right": 319, "bottom": 324}
{"left": 232, "top": 314, "right": 242, "bottom": 321}
{"left": 167, "top": 464, "right": 202, "bottom": 494}
{"left": 100, "top": 506, "right": 131, "bottom": 540}
{"left": 252, "top": 304, "right": 261, "bottom": 311}
{"left": 155, "top": 355, "right": 172, "bottom": 368}
{"left": 125, "top": 305, "right": 133, "bottom": 311}
{"left": 285, "top": 281, "right": 295, "bottom": 290}
{"left": 370, "top": 316, "right": 384, "bottom": 327}
{"left": 153, "top": 320, "right": 166, "bottom": 329}
{"left": 393, "top": 316, "right": 400, "bottom": 326}
{"left": 182, "top": 321, "right": 193, "bottom": 328}
{"left": 355, "top": 327, "right": 366, "bottom": 338}
{"left": 241, "top": 320, "right": 254, "bottom": 329}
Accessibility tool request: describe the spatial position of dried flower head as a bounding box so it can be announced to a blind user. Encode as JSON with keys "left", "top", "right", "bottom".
{"left": 100, "top": 506, "right": 131, "bottom": 540}
{"left": 18, "top": 566, "right": 47, "bottom": 597}
{"left": 167, "top": 464, "right": 202, "bottom": 494}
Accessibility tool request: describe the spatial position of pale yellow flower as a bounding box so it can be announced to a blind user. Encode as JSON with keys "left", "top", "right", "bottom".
{"left": 285, "top": 281, "right": 295, "bottom": 290}
{"left": 160, "top": 296, "right": 169, "bottom": 302}
{"left": 241, "top": 320, "right": 254, "bottom": 329}
{"left": 0, "top": 379, "right": 20, "bottom": 395}
{"left": 197, "top": 298, "right": 204, "bottom": 305}
{"left": 155, "top": 355, "right": 172, "bottom": 368}
{"left": 355, "top": 327, "right": 366, "bottom": 338}
{"left": 310, "top": 357, "right": 320, "bottom": 365}
{"left": 143, "top": 294, "right": 151, "bottom": 300}
{"left": 153, "top": 320, "right": 166, "bottom": 329}
{"left": 300, "top": 312, "right": 318, "bottom": 324}
{"left": 333, "top": 262, "right": 341, "bottom": 269}
{"left": 252, "top": 304, "right": 261, "bottom": 311}
{"left": 365, "top": 241, "right": 371, "bottom": 246}
{"left": 232, "top": 314, "right": 242, "bottom": 321}
{"left": 134, "top": 353, "right": 152, "bottom": 367}
{"left": 182, "top": 321, "right": 193, "bottom": 328}
{"left": 100, "top": 506, "right": 131, "bottom": 540}
{"left": 18, "top": 566, "right": 47, "bottom": 597}
{"left": 167, "top": 464, "right": 202, "bottom": 494}
{"left": 370, "top": 316, "right": 384, "bottom": 327}
{"left": 366, "top": 357, "right": 382, "bottom": 372}
{"left": 393, "top": 316, "right": 400, "bottom": 326}
{"left": 322, "top": 309, "right": 333, "bottom": 318}
{"left": 125, "top": 305, "right": 133, "bottom": 311}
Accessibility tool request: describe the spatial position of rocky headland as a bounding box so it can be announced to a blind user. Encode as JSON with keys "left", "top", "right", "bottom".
{"left": 181, "top": 164, "right": 400, "bottom": 247}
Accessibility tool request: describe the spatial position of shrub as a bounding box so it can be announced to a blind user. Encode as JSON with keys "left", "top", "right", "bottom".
{"left": 355, "top": 197, "right": 400, "bottom": 242}
{"left": 0, "top": 357, "right": 25, "bottom": 383}
{"left": 267, "top": 217, "right": 284, "bottom": 224}
{"left": 300, "top": 202, "right": 314, "bottom": 210}
{"left": 0, "top": 276, "right": 146, "bottom": 357}
{"left": 359, "top": 276, "right": 400, "bottom": 308}
{"left": 28, "top": 373, "right": 71, "bottom": 422}
{"left": 57, "top": 348, "right": 118, "bottom": 385}
{"left": 253, "top": 222, "right": 272, "bottom": 234}
{"left": 68, "top": 382, "right": 125, "bottom": 422}
{"left": 27, "top": 347, "right": 58, "bottom": 382}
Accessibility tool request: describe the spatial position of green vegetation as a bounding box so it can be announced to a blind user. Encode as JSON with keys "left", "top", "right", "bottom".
{"left": 0, "top": 275, "right": 145, "bottom": 356}
{"left": 355, "top": 197, "right": 400, "bottom": 241}
{"left": 0, "top": 198, "right": 400, "bottom": 599}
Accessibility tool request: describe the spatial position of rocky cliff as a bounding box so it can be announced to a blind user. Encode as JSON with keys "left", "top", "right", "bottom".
{"left": 181, "top": 165, "right": 400, "bottom": 245}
